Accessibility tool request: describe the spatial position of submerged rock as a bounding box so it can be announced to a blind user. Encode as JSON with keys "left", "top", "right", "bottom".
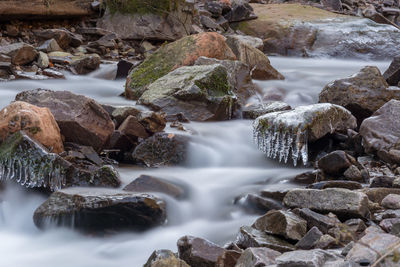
{"left": 125, "top": 32, "right": 236, "bottom": 100}
{"left": 138, "top": 64, "right": 237, "bottom": 121}
{"left": 253, "top": 103, "right": 356, "bottom": 166}
{"left": 33, "top": 188, "right": 166, "bottom": 232}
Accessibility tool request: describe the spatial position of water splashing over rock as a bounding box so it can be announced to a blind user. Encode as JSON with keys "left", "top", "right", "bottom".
{"left": 253, "top": 103, "right": 357, "bottom": 166}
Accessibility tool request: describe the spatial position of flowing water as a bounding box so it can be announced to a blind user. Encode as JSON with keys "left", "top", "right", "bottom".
{"left": 0, "top": 57, "right": 390, "bottom": 267}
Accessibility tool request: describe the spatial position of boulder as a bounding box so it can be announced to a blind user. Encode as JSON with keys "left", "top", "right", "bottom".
{"left": 235, "top": 226, "right": 296, "bottom": 253}
{"left": 132, "top": 132, "right": 189, "bottom": 167}
{"left": 383, "top": 55, "right": 400, "bottom": 86}
{"left": 0, "top": 42, "right": 37, "bottom": 65}
{"left": 33, "top": 188, "right": 166, "bottom": 232}
{"left": 224, "top": 0, "right": 257, "bottom": 22}
{"left": 125, "top": 32, "right": 236, "bottom": 100}
{"left": 226, "top": 35, "right": 283, "bottom": 80}
{"left": 242, "top": 101, "right": 291, "bottom": 120}
{"left": 117, "top": 115, "right": 149, "bottom": 139}
{"left": 35, "top": 29, "right": 82, "bottom": 48}
{"left": 144, "top": 249, "right": 189, "bottom": 267}
{"left": 0, "top": 101, "right": 63, "bottom": 153}
{"left": 317, "top": 150, "right": 353, "bottom": 176}
{"left": 177, "top": 236, "right": 226, "bottom": 267}
{"left": 381, "top": 194, "right": 400, "bottom": 210}
{"left": 226, "top": 34, "right": 263, "bottom": 50}
{"left": 319, "top": 66, "right": 400, "bottom": 122}
{"left": 235, "top": 247, "right": 281, "bottom": 267}
{"left": 380, "top": 218, "right": 400, "bottom": 233}
{"left": 253, "top": 103, "right": 357, "bottom": 166}
{"left": 15, "top": 89, "right": 115, "bottom": 151}
{"left": 362, "top": 188, "right": 400, "bottom": 204}
{"left": 360, "top": 100, "right": 400, "bottom": 163}
{"left": 138, "top": 64, "right": 237, "bottom": 121}
{"left": 70, "top": 54, "right": 101, "bottom": 74}
{"left": 252, "top": 210, "right": 307, "bottom": 241}
{"left": 284, "top": 188, "right": 370, "bottom": 218}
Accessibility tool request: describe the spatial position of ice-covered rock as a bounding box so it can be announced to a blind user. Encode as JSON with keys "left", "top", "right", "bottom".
{"left": 253, "top": 103, "right": 356, "bottom": 165}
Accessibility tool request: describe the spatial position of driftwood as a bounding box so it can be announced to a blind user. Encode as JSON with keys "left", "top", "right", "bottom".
{"left": 0, "top": 0, "right": 94, "bottom": 20}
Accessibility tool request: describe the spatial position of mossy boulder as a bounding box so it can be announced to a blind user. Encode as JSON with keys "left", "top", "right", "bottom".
{"left": 125, "top": 32, "right": 236, "bottom": 100}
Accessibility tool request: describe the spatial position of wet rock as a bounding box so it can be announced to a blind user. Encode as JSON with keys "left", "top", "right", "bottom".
{"left": 284, "top": 188, "right": 370, "bottom": 218}
{"left": 0, "top": 101, "right": 64, "bottom": 153}
{"left": 370, "top": 176, "right": 395, "bottom": 188}
{"left": 177, "top": 235, "right": 226, "bottom": 267}
{"left": 136, "top": 111, "right": 166, "bottom": 134}
{"left": 144, "top": 249, "right": 189, "bottom": 267}
{"left": 252, "top": 210, "right": 307, "bottom": 241}
{"left": 123, "top": 175, "right": 185, "bottom": 199}
{"left": 276, "top": 249, "right": 342, "bottom": 267}
{"left": 216, "top": 250, "right": 242, "bottom": 267}
{"left": 317, "top": 150, "right": 353, "bottom": 176}
{"left": 194, "top": 56, "right": 256, "bottom": 106}
{"left": 295, "top": 226, "right": 323, "bottom": 250}
{"left": 37, "top": 39, "right": 62, "bottom": 53}
{"left": 117, "top": 115, "right": 149, "bottom": 139}
{"left": 71, "top": 54, "right": 101, "bottom": 75}
{"left": 125, "top": 32, "right": 236, "bottom": 100}
{"left": 240, "top": 193, "right": 283, "bottom": 214}
{"left": 319, "top": 66, "right": 400, "bottom": 122}
{"left": 362, "top": 188, "right": 400, "bottom": 204}
{"left": 344, "top": 165, "right": 363, "bottom": 182}
{"left": 235, "top": 247, "right": 281, "bottom": 267}
{"left": 226, "top": 35, "right": 283, "bottom": 80}
{"left": 111, "top": 106, "right": 142, "bottom": 126}
{"left": 253, "top": 103, "right": 357, "bottom": 166}
{"left": 235, "top": 226, "right": 296, "bottom": 253}
{"left": 381, "top": 194, "right": 400, "bottom": 209}
{"left": 242, "top": 101, "right": 291, "bottom": 120}
{"left": 307, "top": 180, "right": 362, "bottom": 191}
{"left": 260, "top": 188, "right": 288, "bottom": 202}
{"left": 383, "top": 55, "right": 400, "bottom": 86}
{"left": 132, "top": 133, "right": 189, "bottom": 167}
{"left": 226, "top": 34, "right": 263, "bottom": 50}
{"left": 0, "top": 42, "right": 37, "bottom": 65}
{"left": 360, "top": 100, "right": 400, "bottom": 163}
{"left": 293, "top": 170, "right": 320, "bottom": 185}
{"left": 42, "top": 69, "right": 65, "bottom": 79}
{"left": 138, "top": 64, "right": 237, "bottom": 121}
{"left": 116, "top": 60, "right": 135, "bottom": 79}
{"left": 16, "top": 89, "right": 115, "bottom": 151}
{"left": 33, "top": 188, "right": 166, "bottom": 232}
{"left": 36, "top": 52, "right": 49, "bottom": 69}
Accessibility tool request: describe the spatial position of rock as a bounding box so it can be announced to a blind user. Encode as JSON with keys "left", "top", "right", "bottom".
{"left": 260, "top": 189, "right": 288, "bottom": 202}
{"left": 123, "top": 175, "right": 185, "bottom": 199}
{"left": 295, "top": 226, "right": 323, "bottom": 250}
{"left": 15, "top": 89, "right": 115, "bottom": 151}
{"left": 71, "top": 54, "right": 101, "bottom": 74}
{"left": 235, "top": 226, "right": 296, "bottom": 253}
{"left": 111, "top": 106, "right": 142, "bottom": 126}
{"left": 319, "top": 66, "right": 400, "bottom": 122}
{"left": 321, "top": 0, "right": 343, "bottom": 12}
{"left": 216, "top": 250, "right": 242, "bottom": 267}
{"left": 0, "top": 42, "right": 37, "bottom": 65}
{"left": 253, "top": 103, "right": 357, "bottom": 166}
{"left": 132, "top": 132, "right": 189, "bottom": 167}
{"left": 97, "top": 0, "right": 194, "bottom": 41}
{"left": 242, "top": 101, "right": 291, "bottom": 120}
{"left": 360, "top": 100, "right": 400, "bottom": 163}
{"left": 144, "top": 249, "right": 189, "bottom": 267}
{"left": 382, "top": 194, "right": 400, "bottom": 209}
{"left": 125, "top": 32, "right": 236, "bottom": 100}
{"left": 343, "top": 165, "right": 363, "bottom": 182}
{"left": 42, "top": 69, "right": 65, "bottom": 79}
{"left": 235, "top": 247, "right": 281, "bottom": 267}
{"left": 226, "top": 34, "right": 263, "bottom": 50}
{"left": 37, "top": 39, "right": 62, "bottom": 53}
{"left": 138, "top": 64, "right": 237, "bottom": 121}
{"left": 136, "top": 111, "right": 166, "bottom": 134}
{"left": 307, "top": 181, "right": 362, "bottom": 191}
{"left": 315, "top": 234, "right": 338, "bottom": 250}
{"left": 252, "top": 210, "right": 307, "bottom": 241}
{"left": 0, "top": 101, "right": 64, "bottom": 153}
{"left": 224, "top": 1, "right": 257, "bottom": 22}
{"left": 194, "top": 56, "right": 256, "bottom": 106}
{"left": 33, "top": 188, "right": 165, "bottom": 232}
{"left": 240, "top": 193, "right": 283, "bottom": 214}
{"left": 177, "top": 236, "right": 226, "bottom": 267}
{"left": 276, "top": 249, "right": 341, "bottom": 267}
{"left": 200, "top": 15, "right": 223, "bottom": 30}
{"left": 284, "top": 188, "right": 370, "bottom": 218}
{"left": 36, "top": 51, "right": 49, "bottom": 69}
{"left": 362, "top": 188, "right": 400, "bottom": 204}
{"left": 383, "top": 55, "right": 400, "bottom": 86}
{"left": 116, "top": 60, "right": 135, "bottom": 79}
{"left": 346, "top": 232, "right": 400, "bottom": 264}
{"left": 317, "top": 150, "right": 353, "bottom": 176}
{"left": 117, "top": 115, "right": 149, "bottom": 139}
{"left": 296, "top": 208, "right": 340, "bottom": 234}
{"left": 370, "top": 176, "right": 395, "bottom": 188}
{"left": 380, "top": 218, "right": 400, "bottom": 233}
{"left": 35, "top": 29, "right": 81, "bottom": 49}
{"left": 226, "top": 35, "right": 283, "bottom": 80}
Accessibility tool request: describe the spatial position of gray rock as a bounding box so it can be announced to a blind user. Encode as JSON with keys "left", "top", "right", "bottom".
{"left": 0, "top": 42, "right": 38, "bottom": 65}
{"left": 381, "top": 194, "right": 400, "bottom": 209}
{"left": 383, "top": 55, "right": 400, "bottom": 86}
{"left": 296, "top": 208, "right": 340, "bottom": 234}
{"left": 144, "top": 249, "right": 189, "bottom": 267}
{"left": 307, "top": 181, "right": 362, "bottom": 191}
{"left": 380, "top": 218, "right": 400, "bottom": 233}
{"left": 235, "top": 247, "right": 281, "bottom": 267}
{"left": 283, "top": 188, "right": 370, "bottom": 218}
{"left": 37, "top": 39, "right": 62, "bottom": 53}
{"left": 226, "top": 34, "right": 264, "bottom": 50}
{"left": 36, "top": 51, "right": 49, "bottom": 69}
{"left": 276, "top": 249, "right": 342, "bottom": 267}
{"left": 240, "top": 193, "right": 283, "bottom": 214}
{"left": 343, "top": 165, "right": 363, "bottom": 182}
{"left": 242, "top": 101, "right": 291, "bottom": 120}
{"left": 296, "top": 227, "right": 323, "bottom": 250}
{"left": 71, "top": 54, "right": 101, "bottom": 75}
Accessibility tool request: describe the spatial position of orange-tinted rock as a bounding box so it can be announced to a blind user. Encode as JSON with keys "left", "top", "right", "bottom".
{"left": 0, "top": 101, "right": 64, "bottom": 153}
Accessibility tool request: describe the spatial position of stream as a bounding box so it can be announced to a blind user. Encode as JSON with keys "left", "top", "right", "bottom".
{"left": 0, "top": 57, "right": 390, "bottom": 267}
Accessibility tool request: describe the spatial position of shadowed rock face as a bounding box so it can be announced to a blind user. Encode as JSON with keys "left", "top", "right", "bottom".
{"left": 33, "top": 188, "right": 166, "bottom": 232}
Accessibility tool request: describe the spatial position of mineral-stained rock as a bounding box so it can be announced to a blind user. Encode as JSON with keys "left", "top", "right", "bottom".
{"left": 136, "top": 111, "right": 167, "bottom": 134}
{"left": 252, "top": 210, "right": 307, "bottom": 241}
{"left": 177, "top": 235, "right": 226, "bottom": 267}
{"left": 283, "top": 188, "right": 370, "bottom": 218}
{"left": 15, "top": 89, "right": 115, "bottom": 151}
{"left": 144, "top": 249, "right": 189, "bottom": 267}
{"left": 235, "top": 226, "right": 296, "bottom": 253}
{"left": 0, "top": 42, "right": 38, "bottom": 65}
{"left": 0, "top": 101, "right": 64, "bottom": 153}
{"left": 33, "top": 188, "right": 166, "bottom": 232}
{"left": 235, "top": 247, "right": 281, "bottom": 267}
{"left": 319, "top": 66, "right": 400, "bottom": 122}
{"left": 138, "top": 64, "right": 237, "bottom": 121}
{"left": 253, "top": 103, "right": 356, "bottom": 166}
{"left": 117, "top": 115, "right": 149, "bottom": 139}
{"left": 125, "top": 32, "right": 236, "bottom": 100}
{"left": 132, "top": 132, "right": 189, "bottom": 167}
